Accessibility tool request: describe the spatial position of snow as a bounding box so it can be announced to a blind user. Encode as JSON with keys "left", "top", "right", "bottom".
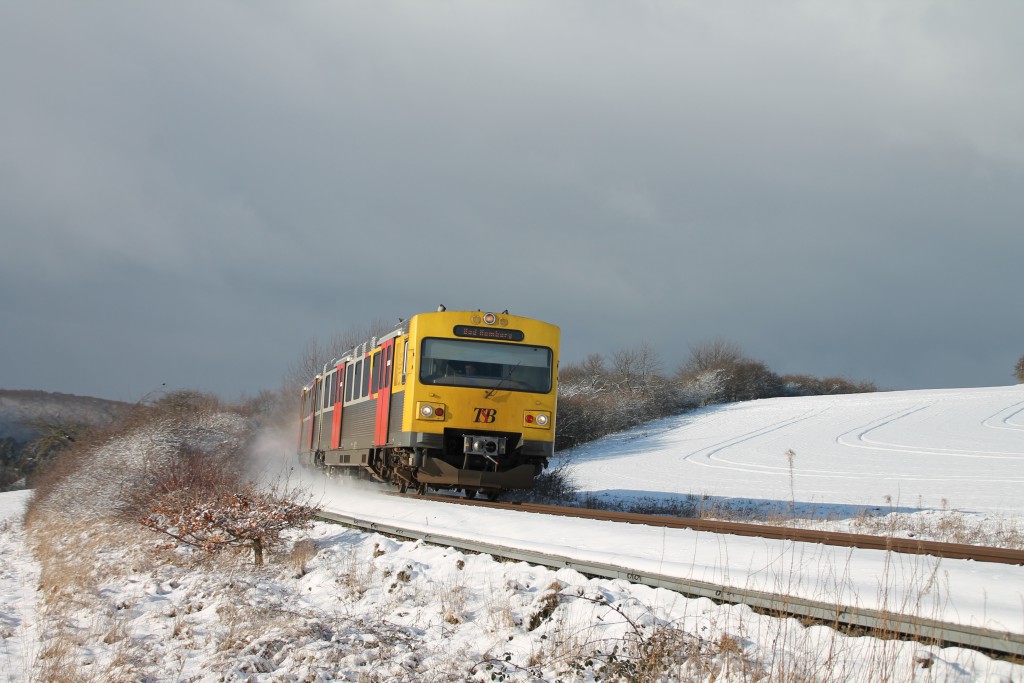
{"left": 1, "top": 386, "right": 1023, "bottom": 681}
{"left": 566, "top": 386, "right": 1024, "bottom": 516}
{"left": 0, "top": 491, "right": 38, "bottom": 682}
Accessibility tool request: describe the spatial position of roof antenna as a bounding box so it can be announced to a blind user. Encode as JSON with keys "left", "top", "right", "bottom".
{"left": 502, "top": 309, "right": 508, "bottom": 314}
{"left": 437, "top": 304, "right": 446, "bottom": 312}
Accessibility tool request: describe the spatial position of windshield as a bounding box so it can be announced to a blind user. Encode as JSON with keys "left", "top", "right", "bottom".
{"left": 419, "top": 338, "right": 553, "bottom": 393}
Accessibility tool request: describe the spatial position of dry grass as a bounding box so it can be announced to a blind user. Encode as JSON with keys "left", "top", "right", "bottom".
{"left": 16, "top": 506, "right": 1011, "bottom": 683}
{"left": 288, "top": 537, "right": 319, "bottom": 578}
{"left": 852, "top": 507, "right": 1024, "bottom": 549}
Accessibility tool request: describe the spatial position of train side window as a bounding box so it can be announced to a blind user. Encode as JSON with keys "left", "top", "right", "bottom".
{"left": 353, "top": 360, "right": 363, "bottom": 400}
{"left": 345, "top": 364, "right": 355, "bottom": 402}
{"left": 372, "top": 352, "right": 382, "bottom": 393}
{"left": 362, "top": 356, "right": 372, "bottom": 396}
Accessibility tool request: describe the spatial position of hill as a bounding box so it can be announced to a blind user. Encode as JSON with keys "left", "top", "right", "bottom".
{"left": 0, "top": 389, "right": 128, "bottom": 442}
{"left": 0, "top": 389, "right": 129, "bottom": 489}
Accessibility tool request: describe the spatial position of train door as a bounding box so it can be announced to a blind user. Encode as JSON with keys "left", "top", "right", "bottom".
{"left": 330, "top": 363, "right": 345, "bottom": 449}
{"left": 374, "top": 338, "right": 395, "bottom": 446}
{"left": 299, "top": 385, "right": 315, "bottom": 453}
{"left": 310, "top": 375, "right": 323, "bottom": 451}
{"left": 318, "top": 369, "right": 338, "bottom": 452}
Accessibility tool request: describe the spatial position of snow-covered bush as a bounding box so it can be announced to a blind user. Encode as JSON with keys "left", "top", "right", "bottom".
{"left": 26, "top": 393, "right": 251, "bottom": 524}
{"left": 142, "top": 482, "right": 316, "bottom": 566}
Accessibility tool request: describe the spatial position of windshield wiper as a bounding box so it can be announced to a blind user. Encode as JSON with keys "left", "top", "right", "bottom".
{"left": 484, "top": 362, "right": 520, "bottom": 399}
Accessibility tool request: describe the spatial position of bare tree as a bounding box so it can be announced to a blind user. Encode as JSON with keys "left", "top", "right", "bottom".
{"left": 1016, "top": 355, "right": 1024, "bottom": 383}
{"left": 142, "top": 483, "right": 317, "bottom": 566}
{"left": 678, "top": 338, "right": 744, "bottom": 379}
{"left": 283, "top": 318, "right": 396, "bottom": 391}
{"left": 725, "top": 360, "right": 783, "bottom": 401}
{"left": 611, "top": 342, "right": 662, "bottom": 396}
{"left": 559, "top": 353, "right": 609, "bottom": 398}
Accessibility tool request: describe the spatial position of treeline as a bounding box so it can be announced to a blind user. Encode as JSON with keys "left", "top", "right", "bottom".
{"left": 556, "top": 338, "right": 875, "bottom": 451}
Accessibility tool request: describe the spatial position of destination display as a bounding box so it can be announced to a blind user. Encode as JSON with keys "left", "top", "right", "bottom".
{"left": 453, "top": 325, "right": 525, "bottom": 342}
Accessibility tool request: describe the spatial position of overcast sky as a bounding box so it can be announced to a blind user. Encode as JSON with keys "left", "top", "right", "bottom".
{"left": 2, "top": 1, "right": 1022, "bottom": 402}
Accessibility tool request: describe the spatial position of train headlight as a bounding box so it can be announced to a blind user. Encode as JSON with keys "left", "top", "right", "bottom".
{"left": 483, "top": 312, "right": 497, "bottom": 325}
{"left": 524, "top": 410, "right": 551, "bottom": 429}
{"left": 418, "top": 402, "right": 446, "bottom": 420}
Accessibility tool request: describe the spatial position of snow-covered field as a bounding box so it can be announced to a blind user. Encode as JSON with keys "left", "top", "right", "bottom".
{"left": 567, "top": 386, "right": 1024, "bottom": 518}
{"left": 1, "top": 386, "right": 1023, "bottom": 681}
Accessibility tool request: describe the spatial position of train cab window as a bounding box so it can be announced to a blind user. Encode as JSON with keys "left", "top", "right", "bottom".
{"left": 419, "top": 338, "right": 553, "bottom": 393}
{"left": 345, "top": 364, "right": 355, "bottom": 402}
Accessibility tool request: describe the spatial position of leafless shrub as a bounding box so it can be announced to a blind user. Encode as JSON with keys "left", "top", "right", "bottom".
{"left": 25, "top": 394, "right": 252, "bottom": 528}
{"left": 284, "top": 319, "right": 395, "bottom": 393}
{"left": 527, "top": 583, "right": 562, "bottom": 631}
{"left": 853, "top": 508, "right": 1024, "bottom": 549}
{"left": 679, "top": 337, "right": 745, "bottom": 378}
{"left": 507, "top": 461, "right": 578, "bottom": 504}
{"left": 578, "top": 493, "right": 701, "bottom": 519}
{"left": 783, "top": 374, "right": 878, "bottom": 396}
{"left": 438, "top": 575, "right": 468, "bottom": 626}
{"left": 141, "top": 482, "right": 318, "bottom": 566}
{"left": 288, "top": 538, "right": 319, "bottom": 578}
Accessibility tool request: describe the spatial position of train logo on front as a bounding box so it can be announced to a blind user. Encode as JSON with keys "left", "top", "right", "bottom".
{"left": 473, "top": 408, "right": 497, "bottom": 423}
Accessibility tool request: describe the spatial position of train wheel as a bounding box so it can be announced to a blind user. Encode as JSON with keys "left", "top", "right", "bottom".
{"left": 415, "top": 483, "right": 427, "bottom": 496}
{"left": 398, "top": 483, "right": 408, "bottom": 494}
{"left": 465, "top": 488, "right": 477, "bottom": 499}
{"left": 486, "top": 489, "right": 500, "bottom": 501}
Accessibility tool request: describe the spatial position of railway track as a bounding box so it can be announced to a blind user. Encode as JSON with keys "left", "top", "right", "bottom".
{"left": 316, "top": 505, "right": 1024, "bottom": 660}
{"left": 408, "top": 494, "right": 1024, "bottom": 566}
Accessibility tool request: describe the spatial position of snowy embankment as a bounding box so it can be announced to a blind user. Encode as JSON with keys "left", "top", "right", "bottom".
{"left": 1, "top": 386, "right": 1022, "bottom": 681}
{"left": 3, "top": 486, "right": 1023, "bottom": 682}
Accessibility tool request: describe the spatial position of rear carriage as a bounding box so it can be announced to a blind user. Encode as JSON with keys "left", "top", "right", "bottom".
{"left": 298, "top": 309, "right": 559, "bottom": 498}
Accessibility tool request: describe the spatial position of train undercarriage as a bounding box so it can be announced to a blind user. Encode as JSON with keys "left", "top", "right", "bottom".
{"left": 309, "top": 443, "right": 546, "bottom": 501}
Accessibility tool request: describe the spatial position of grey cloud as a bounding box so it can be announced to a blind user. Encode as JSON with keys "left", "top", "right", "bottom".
{"left": 2, "top": 1, "right": 1022, "bottom": 399}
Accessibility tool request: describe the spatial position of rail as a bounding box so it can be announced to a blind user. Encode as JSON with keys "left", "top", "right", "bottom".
{"left": 409, "top": 495, "right": 1024, "bottom": 566}
{"left": 316, "top": 507, "right": 1024, "bottom": 659}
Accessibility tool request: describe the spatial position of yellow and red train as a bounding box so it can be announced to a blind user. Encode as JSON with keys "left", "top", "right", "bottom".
{"left": 298, "top": 308, "right": 560, "bottom": 498}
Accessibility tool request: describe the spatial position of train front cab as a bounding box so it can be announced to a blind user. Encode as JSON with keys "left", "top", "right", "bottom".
{"left": 400, "top": 310, "right": 560, "bottom": 494}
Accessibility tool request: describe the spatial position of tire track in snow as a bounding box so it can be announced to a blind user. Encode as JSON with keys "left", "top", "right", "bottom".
{"left": 837, "top": 403, "right": 1024, "bottom": 459}
{"left": 681, "top": 408, "right": 824, "bottom": 474}
{"left": 981, "top": 400, "right": 1024, "bottom": 432}
{"left": 690, "top": 402, "right": 1024, "bottom": 484}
